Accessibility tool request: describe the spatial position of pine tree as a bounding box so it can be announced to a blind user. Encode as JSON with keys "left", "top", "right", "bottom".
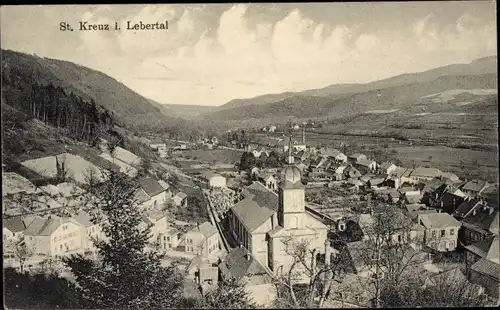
{"left": 62, "top": 170, "right": 183, "bottom": 308}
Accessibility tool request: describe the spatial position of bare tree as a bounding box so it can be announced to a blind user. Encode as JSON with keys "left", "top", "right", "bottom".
{"left": 55, "top": 154, "right": 70, "bottom": 183}
{"left": 13, "top": 240, "right": 32, "bottom": 273}
{"left": 272, "top": 236, "right": 351, "bottom": 308}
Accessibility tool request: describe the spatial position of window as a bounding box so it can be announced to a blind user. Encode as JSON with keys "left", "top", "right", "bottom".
{"left": 441, "top": 230, "right": 445, "bottom": 237}
{"left": 167, "top": 236, "right": 170, "bottom": 242}
{"left": 431, "top": 230, "right": 436, "bottom": 238}
{"left": 397, "top": 235, "right": 402, "bottom": 243}
{"left": 450, "top": 229, "right": 454, "bottom": 236}
{"left": 163, "top": 236, "right": 166, "bottom": 241}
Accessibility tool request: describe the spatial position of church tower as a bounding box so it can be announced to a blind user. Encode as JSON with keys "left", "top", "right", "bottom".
{"left": 278, "top": 134, "right": 306, "bottom": 230}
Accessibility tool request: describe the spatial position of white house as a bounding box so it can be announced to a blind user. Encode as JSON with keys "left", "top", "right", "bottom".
{"left": 379, "top": 162, "right": 397, "bottom": 175}
{"left": 135, "top": 177, "right": 170, "bottom": 210}
{"left": 418, "top": 212, "right": 461, "bottom": 252}
{"left": 202, "top": 171, "right": 227, "bottom": 188}
{"left": 172, "top": 188, "right": 188, "bottom": 207}
{"left": 23, "top": 215, "right": 86, "bottom": 257}
{"left": 3, "top": 216, "right": 29, "bottom": 244}
{"left": 184, "top": 222, "right": 220, "bottom": 258}
{"left": 72, "top": 211, "right": 104, "bottom": 251}
{"left": 269, "top": 126, "right": 277, "bottom": 132}
{"left": 140, "top": 208, "right": 169, "bottom": 246}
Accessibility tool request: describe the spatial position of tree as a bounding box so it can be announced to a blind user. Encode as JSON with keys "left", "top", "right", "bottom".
{"left": 62, "top": 170, "right": 183, "bottom": 308}
{"left": 13, "top": 240, "right": 31, "bottom": 274}
{"left": 265, "top": 151, "right": 281, "bottom": 168}
{"left": 202, "top": 278, "right": 257, "bottom": 309}
{"left": 55, "top": 154, "right": 70, "bottom": 183}
{"left": 239, "top": 152, "right": 256, "bottom": 172}
{"left": 272, "top": 237, "right": 351, "bottom": 308}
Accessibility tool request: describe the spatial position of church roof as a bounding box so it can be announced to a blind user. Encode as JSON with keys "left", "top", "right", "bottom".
{"left": 231, "top": 183, "right": 278, "bottom": 232}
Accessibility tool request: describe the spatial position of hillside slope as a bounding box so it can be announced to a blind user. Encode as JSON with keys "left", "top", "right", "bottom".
{"left": 1, "top": 49, "right": 186, "bottom": 132}
{"left": 212, "top": 55, "right": 497, "bottom": 114}
{"left": 203, "top": 73, "right": 497, "bottom": 123}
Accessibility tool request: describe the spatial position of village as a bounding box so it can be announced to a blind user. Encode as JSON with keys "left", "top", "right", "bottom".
{"left": 3, "top": 123, "right": 499, "bottom": 307}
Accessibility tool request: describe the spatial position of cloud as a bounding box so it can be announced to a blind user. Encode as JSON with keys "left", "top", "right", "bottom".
{"left": 0, "top": 4, "right": 496, "bottom": 106}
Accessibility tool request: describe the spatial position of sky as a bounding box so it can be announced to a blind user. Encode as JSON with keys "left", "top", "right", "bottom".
{"left": 1, "top": 2, "right": 497, "bottom": 106}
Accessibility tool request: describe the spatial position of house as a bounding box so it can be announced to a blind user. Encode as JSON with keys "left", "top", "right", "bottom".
{"left": 136, "top": 177, "right": 170, "bottom": 210}
{"left": 344, "top": 165, "right": 362, "bottom": 179}
{"left": 184, "top": 222, "right": 220, "bottom": 258}
{"left": 269, "top": 125, "right": 277, "bottom": 132}
{"left": 188, "top": 257, "right": 219, "bottom": 295}
{"left": 440, "top": 172, "right": 460, "bottom": 184}
{"left": 460, "top": 180, "right": 489, "bottom": 197}
{"left": 378, "top": 162, "right": 397, "bottom": 175}
{"left": 418, "top": 212, "right": 461, "bottom": 252}
{"left": 434, "top": 191, "right": 465, "bottom": 214}
{"left": 399, "top": 187, "right": 422, "bottom": 204}
{"left": 263, "top": 174, "right": 278, "bottom": 191}
{"left": 150, "top": 143, "right": 166, "bottom": 151}
{"left": 160, "top": 227, "right": 182, "bottom": 251}
{"left": 388, "top": 167, "right": 414, "bottom": 189}
{"left": 404, "top": 204, "right": 437, "bottom": 221}
{"left": 23, "top": 215, "right": 86, "bottom": 256}
{"left": 228, "top": 174, "right": 328, "bottom": 282}
{"left": 367, "top": 176, "right": 386, "bottom": 188}
{"left": 335, "top": 164, "right": 348, "bottom": 175}
{"left": 3, "top": 216, "right": 29, "bottom": 244}
{"left": 410, "top": 167, "right": 443, "bottom": 183}
{"left": 142, "top": 207, "right": 169, "bottom": 245}
{"left": 348, "top": 153, "right": 367, "bottom": 163}
{"left": 171, "top": 188, "right": 188, "bottom": 207}
{"left": 464, "top": 235, "right": 499, "bottom": 298}
{"left": 72, "top": 211, "right": 103, "bottom": 251}
{"left": 458, "top": 205, "right": 498, "bottom": 246}
{"left": 319, "top": 148, "right": 347, "bottom": 163}
{"left": 252, "top": 149, "right": 262, "bottom": 158}
{"left": 202, "top": 171, "right": 227, "bottom": 188}
{"left": 295, "top": 163, "right": 308, "bottom": 173}
{"left": 218, "top": 246, "right": 276, "bottom": 306}
{"left": 453, "top": 197, "right": 487, "bottom": 219}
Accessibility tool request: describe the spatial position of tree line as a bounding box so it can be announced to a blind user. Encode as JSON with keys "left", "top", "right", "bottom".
{"left": 23, "top": 83, "right": 114, "bottom": 145}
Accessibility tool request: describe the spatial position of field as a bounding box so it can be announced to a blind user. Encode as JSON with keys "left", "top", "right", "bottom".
{"left": 177, "top": 149, "right": 243, "bottom": 164}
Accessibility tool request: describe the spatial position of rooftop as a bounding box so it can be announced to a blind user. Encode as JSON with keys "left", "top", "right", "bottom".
{"left": 412, "top": 167, "right": 443, "bottom": 178}
{"left": 219, "top": 247, "right": 267, "bottom": 282}
{"left": 139, "top": 177, "right": 166, "bottom": 197}
{"left": 461, "top": 179, "right": 488, "bottom": 193}
{"left": 419, "top": 213, "right": 461, "bottom": 229}
{"left": 3, "top": 216, "right": 28, "bottom": 233}
{"left": 189, "top": 222, "right": 218, "bottom": 239}
{"left": 2, "top": 172, "right": 36, "bottom": 196}
{"left": 232, "top": 182, "right": 278, "bottom": 232}
{"left": 461, "top": 207, "right": 499, "bottom": 235}
{"left": 24, "top": 215, "right": 82, "bottom": 236}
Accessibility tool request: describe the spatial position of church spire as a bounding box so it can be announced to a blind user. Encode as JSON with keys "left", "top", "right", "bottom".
{"left": 287, "top": 131, "right": 294, "bottom": 164}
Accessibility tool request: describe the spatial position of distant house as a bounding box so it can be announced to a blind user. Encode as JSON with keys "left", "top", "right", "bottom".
{"left": 150, "top": 143, "right": 166, "bottom": 151}
{"left": 418, "top": 212, "right": 461, "bottom": 252}
{"left": 319, "top": 148, "right": 348, "bottom": 163}
{"left": 141, "top": 207, "right": 169, "bottom": 245}
{"left": 268, "top": 125, "right": 277, "bottom": 132}
{"left": 184, "top": 222, "right": 220, "bottom": 258}
{"left": 3, "top": 216, "right": 29, "bottom": 243}
{"left": 460, "top": 180, "right": 489, "bottom": 197}
{"left": 379, "top": 162, "right": 397, "bottom": 175}
{"left": 433, "top": 187, "right": 466, "bottom": 214}
{"left": 348, "top": 153, "right": 367, "bottom": 163}
{"left": 202, "top": 171, "right": 227, "bottom": 188}
{"left": 453, "top": 197, "right": 486, "bottom": 219}
{"left": 263, "top": 174, "right": 278, "bottom": 191}
{"left": 440, "top": 172, "right": 460, "bottom": 184}
{"left": 388, "top": 167, "right": 413, "bottom": 189}
{"left": 458, "top": 205, "right": 498, "bottom": 246}
{"left": 160, "top": 227, "right": 182, "bottom": 251}
{"left": 72, "top": 211, "right": 104, "bottom": 251}
{"left": 136, "top": 177, "right": 170, "bottom": 210}
{"left": 344, "top": 165, "right": 362, "bottom": 179}
{"left": 171, "top": 188, "right": 188, "bottom": 208}
{"left": 464, "top": 235, "right": 499, "bottom": 298}
{"left": 410, "top": 167, "right": 443, "bottom": 183}
{"left": 24, "top": 215, "right": 86, "bottom": 256}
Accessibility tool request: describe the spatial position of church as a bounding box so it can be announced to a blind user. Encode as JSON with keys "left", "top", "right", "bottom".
{"left": 228, "top": 137, "right": 328, "bottom": 280}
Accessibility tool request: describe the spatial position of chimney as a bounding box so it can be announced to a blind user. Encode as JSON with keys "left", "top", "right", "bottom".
{"left": 239, "top": 243, "right": 243, "bottom": 248}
